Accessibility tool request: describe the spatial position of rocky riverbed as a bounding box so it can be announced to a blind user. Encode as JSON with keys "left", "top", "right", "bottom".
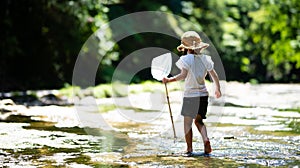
{"left": 0, "top": 82, "right": 299, "bottom": 167}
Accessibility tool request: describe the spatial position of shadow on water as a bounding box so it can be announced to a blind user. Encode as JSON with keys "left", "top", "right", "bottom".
{"left": 0, "top": 114, "right": 131, "bottom": 167}
{"left": 1, "top": 110, "right": 299, "bottom": 167}
{"left": 0, "top": 114, "right": 259, "bottom": 167}
{"left": 122, "top": 154, "right": 265, "bottom": 168}
{"left": 1, "top": 82, "right": 300, "bottom": 167}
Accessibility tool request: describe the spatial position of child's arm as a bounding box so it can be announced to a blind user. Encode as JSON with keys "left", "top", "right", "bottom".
{"left": 208, "top": 69, "right": 222, "bottom": 98}
{"left": 162, "top": 68, "right": 188, "bottom": 83}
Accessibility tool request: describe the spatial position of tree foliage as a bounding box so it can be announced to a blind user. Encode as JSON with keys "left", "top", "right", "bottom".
{"left": 247, "top": 0, "right": 300, "bottom": 81}
{"left": 1, "top": 0, "right": 299, "bottom": 91}
{"left": 179, "top": 0, "right": 299, "bottom": 82}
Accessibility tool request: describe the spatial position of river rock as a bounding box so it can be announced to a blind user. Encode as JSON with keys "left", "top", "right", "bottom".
{"left": 0, "top": 99, "right": 16, "bottom": 113}
{"left": 0, "top": 99, "right": 15, "bottom": 120}
{"left": 39, "top": 94, "right": 71, "bottom": 106}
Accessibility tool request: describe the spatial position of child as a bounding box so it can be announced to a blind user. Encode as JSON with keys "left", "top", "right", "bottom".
{"left": 162, "top": 31, "right": 221, "bottom": 155}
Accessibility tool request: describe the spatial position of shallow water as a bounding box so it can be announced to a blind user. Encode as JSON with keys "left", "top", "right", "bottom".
{"left": 0, "top": 82, "right": 299, "bottom": 167}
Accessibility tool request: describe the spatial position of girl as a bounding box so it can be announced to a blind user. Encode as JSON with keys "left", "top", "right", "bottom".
{"left": 162, "top": 31, "right": 221, "bottom": 155}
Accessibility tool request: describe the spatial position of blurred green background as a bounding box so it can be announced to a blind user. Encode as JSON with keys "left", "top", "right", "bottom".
{"left": 1, "top": 0, "right": 299, "bottom": 91}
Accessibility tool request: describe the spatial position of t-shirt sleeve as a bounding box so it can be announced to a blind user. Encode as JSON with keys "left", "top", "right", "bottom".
{"left": 202, "top": 55, "right": 214, "bottom": 71}
{"left": 175, "top": 55, "right": 192, "bottom": 70}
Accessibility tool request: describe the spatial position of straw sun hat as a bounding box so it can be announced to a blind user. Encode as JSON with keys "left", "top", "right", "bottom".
{"left": 177, "top": 31, "right": 209, "bottom": 52}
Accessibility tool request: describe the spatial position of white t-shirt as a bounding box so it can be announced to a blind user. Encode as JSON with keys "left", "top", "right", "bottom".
{"left": 176, "top": 54, "right": 214, "bottom": 97}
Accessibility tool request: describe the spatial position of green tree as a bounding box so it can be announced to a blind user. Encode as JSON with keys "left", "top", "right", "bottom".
{"left": 1, "top": 0, "right": 299, "bottom": 91}
{"left": 1, "top": 0, "right": 112, "bottom": 90}
{"left": 181, "top": 0, "right": 299, "bottom": 82}
{"left": 248, "top": 0, "right": 300, "bottom": 81}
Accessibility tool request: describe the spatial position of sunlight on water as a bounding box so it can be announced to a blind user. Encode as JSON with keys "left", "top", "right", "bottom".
{"left": 0, "top": 82, "right": 299, "bottom": 167}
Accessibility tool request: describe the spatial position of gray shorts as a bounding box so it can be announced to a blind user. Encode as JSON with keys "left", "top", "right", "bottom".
{"left": 181, "top": 96, "right": 209, "bottom": 119}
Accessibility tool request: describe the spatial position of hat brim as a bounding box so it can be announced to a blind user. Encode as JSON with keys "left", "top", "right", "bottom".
{"left": 177, "top": 42, "right": 209, "bottom": 52}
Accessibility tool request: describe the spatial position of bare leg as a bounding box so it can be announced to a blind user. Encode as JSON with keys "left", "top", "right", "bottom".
{"left": 184, "top": 116, "right": 193, "bottom": 152}
{"left": 194, "top": 114, "right": 212, "bottom": 153}
{"left": 194, "top": 114, "right": 209, "bottom": 142}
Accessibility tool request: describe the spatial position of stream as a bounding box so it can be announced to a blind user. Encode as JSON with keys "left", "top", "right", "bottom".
{"left": 0, "top": 82, "right": 299, "bottom": 167}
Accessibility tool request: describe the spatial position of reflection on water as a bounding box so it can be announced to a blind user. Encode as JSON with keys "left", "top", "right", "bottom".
{"left": 0, "top": 82, "right": 299, "bottom": 167}
{"left": 0, "top": 115, "right": 130, "bottom": 167}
